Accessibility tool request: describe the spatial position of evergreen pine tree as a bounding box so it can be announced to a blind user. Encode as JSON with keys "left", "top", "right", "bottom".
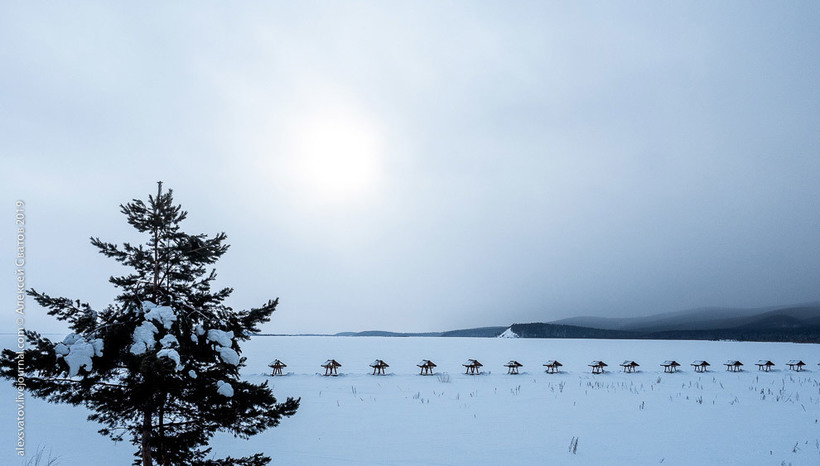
{"left": 1, "top": 183, "right": 299, "bottom": 466}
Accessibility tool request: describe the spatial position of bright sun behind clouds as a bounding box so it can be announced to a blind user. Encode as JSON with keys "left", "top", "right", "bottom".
{"left": 285, "top": 107, "right": 385, "bottom": 207}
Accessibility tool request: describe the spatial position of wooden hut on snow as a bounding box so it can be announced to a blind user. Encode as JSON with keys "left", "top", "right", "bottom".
{"left": 321, "top": 359, "right": 342, "bottom": 376}
{"left": 369, "top": 359, "right": 389, "bottom": 375}
{"left": 417, "top": 359, "right": 436, "bottom": 375}
{"left": 755, "top": 360, "right": 775, "bottom": 372}
{"left": 504, "top": 360, "right": 523, "bottom": 375}
{"left": 543, "top": 360, "right": 562, "bottom": 374}
{"left": 691, "top": 360, "right": 710, "bottom": 373}
{"left": 268, "top": 359, "right": 287, "bottom": 376}
{"left": 724, "top": 360, "right": 743, "bottom": 372}
{"left": 620, "top": 360, "right": 639, "bottom": 373}
{"left": 463, "top": 359, "right": 483, "bottom": 375}
{"left": 589, "top": 361, "right": 607, "bottom": 374}
{"left": 661, "top": 361, "right": 681, "bottom": 373}
{"left": 787, "top": 360, "right": 806, "bottom": 372}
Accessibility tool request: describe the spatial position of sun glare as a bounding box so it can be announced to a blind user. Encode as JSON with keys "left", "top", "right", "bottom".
{"left": 286, "top": 111, "right": 384, "bottom": 206}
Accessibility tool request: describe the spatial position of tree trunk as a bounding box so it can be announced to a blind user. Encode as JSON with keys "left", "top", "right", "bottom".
{"left": 159, "top": 394, "right": 170, "bottom": 466}
{"left": 146, "top": 182, "right": 161, "bottom": 466}
{"left": 153, "top": 182, "right": 161, "bottom": 303}
{"left": 142, "top": 406, "right": 153, "bottom": 466}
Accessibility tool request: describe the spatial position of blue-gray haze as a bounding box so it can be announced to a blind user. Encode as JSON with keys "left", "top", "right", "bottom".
{"left": 2, "top": 2, "right": 819, "bottom": 334}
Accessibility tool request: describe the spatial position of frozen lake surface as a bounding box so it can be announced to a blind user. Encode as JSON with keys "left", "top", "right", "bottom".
{"left": 3, "top": 336, "right": 820, "bottom": 465}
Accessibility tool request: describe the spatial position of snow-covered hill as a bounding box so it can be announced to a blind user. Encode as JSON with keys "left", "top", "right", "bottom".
{"left": 498, "top": 327, "right": 519, "bottom": 338}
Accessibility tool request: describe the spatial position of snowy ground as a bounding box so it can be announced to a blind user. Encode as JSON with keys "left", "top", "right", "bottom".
{"left": 2, "top": 336, "right": 820, "bottom": 465}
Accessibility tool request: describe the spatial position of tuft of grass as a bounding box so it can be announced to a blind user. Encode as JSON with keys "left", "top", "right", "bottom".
{"left": 24, "top": 446, "right": 60, "bottom": 466}
{"left": 568, "top": 436, "right": 579, "bottom": 454}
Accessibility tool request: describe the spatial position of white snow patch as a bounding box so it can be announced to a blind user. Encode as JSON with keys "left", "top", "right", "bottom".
{"left": 188, "top": 369, "right": 197, "bottom": 379}
{"left": 64, "top": 338, "right": 95, "bottom": 376}
{"left": 54, "top": 343, "right": 69, "bottom": 356}
{"left": 218, "top": 346, "right": 240, "bottom": 366}
{"left": 91, "top": 338, "right": 104, "bottom": 357}
{"left": 62, "top": 333, "right": 81, "bottom": 345}
{"left": 207, "top": 329, "right": 234, "bottom": 348}
{"left": 499, "top": 328, "right": 519, "bottom": 338}
{"left": 141, "top": 301, "right": 158, "bottom": 311}
{"left": 195, "top": 324, "right": 205, "bottom": 336}
{"left": 145, "top": 305, "right": 177, "bottom": 330}
{"left": 130, "top": 321, "right": 158, "bottom": 355}
{"left": 216, "top": 380, "right": 234, "bottom": 397}
{"left": 157, "top": 348, "right": 182, "bottom": 371}
{"left": 160, "top": 335, "right": 178, "bottom": 348}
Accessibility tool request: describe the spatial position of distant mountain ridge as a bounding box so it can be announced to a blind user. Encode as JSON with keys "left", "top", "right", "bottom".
{"left": 551, "top": 303, "right": 820, "bottom": 332}
{"left": 331, "top": 303, "right": 820, "bottom": 343}
{"left": 515, "top": 303, "right": 820, "bottom": 343}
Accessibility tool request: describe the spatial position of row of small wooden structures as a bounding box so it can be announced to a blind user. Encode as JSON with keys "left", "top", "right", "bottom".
{"left": 267, "top": 358, "right": 811, "bottom": 376}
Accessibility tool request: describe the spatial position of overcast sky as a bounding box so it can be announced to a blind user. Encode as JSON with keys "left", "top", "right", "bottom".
{"left": 2, "top": 2, "right": 819, "bottom": 335}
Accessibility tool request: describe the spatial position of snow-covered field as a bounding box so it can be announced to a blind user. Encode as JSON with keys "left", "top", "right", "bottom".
{"left": 3, "top": 336, "right": 820, "bottom": 465}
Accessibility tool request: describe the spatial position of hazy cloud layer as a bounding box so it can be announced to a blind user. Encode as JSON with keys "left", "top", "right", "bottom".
{"left": 2, "top": 2, "right": 819, "bottom": 334}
